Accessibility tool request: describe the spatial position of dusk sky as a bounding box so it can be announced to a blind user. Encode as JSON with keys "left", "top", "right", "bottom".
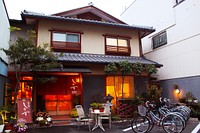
{"left": 5, "top": 0, "right": 134, "bottom": 20}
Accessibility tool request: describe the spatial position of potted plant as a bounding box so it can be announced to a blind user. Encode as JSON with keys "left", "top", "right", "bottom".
{"left": 35, "top": 112, "right": 52, "bottom": 127}
{"left": 0, "top": 105, "right": 15, "bottom": 131}
{"left": 70, "top": 108, "right": 78, "bottom": 118}
{"left": 35, "top": 113, "right": 46, "bottom": 126}
{"left": 13, "top": 118, "right": 28, "bottom": 132}
{"left": 0, "top": 120, "right": 4, "bottom": 133}
{"left": 39, "top": 119, "right": 46, "bottom": 127}
{"left": 0, "top": 106, "right": 9, "bottom": 124}
{"left": 45, "top": 113, "right": 52, "bottom": 127}
{"left": 90, "top": 102, "right": 104, "bottom": 112}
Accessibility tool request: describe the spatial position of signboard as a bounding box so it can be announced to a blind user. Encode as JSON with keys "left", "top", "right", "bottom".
{"left": 17, "top": 98, "right": 32, "bottom": 123}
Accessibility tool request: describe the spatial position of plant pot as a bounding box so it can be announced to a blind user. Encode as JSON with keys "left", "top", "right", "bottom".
{"left": 0, "top": 124, "right": 5, "bottom": 133}
{"left": 5, "top": 123, "right": 13, "bottom": 131}
{"left": 92, "top": 108, "right": 99, "bottom": 112}
{"left": 39, "top": 123, "right": 46, "bottom": 126}
{"left": 99, "top": 108, "right": 105, "bottom": 112}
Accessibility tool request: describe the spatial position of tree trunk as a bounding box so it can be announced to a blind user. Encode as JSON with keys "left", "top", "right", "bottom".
{"left": 121, "top": 75, "right": 125, "bottom": 99}
{"left": 113, "top": 76, "right": 117, "bottom": 100}
{"left": 13, "top": 64, "right": 22, "bottom": 111}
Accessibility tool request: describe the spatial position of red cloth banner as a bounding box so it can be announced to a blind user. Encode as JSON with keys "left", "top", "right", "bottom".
{"left": 17, "top": 98, "right": 32, "bottom": 123}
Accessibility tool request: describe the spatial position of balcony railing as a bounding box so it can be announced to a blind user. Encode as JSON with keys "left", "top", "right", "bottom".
{"left": 106, "top": 45, "right": 131, "bottom": 56}
{"left": 51, "top": 41, "right": 81, "bottom": 52}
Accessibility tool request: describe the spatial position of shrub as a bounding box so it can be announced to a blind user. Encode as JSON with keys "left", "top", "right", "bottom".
{"left": 70, "top": 108, "right": 78, "bottom": 118}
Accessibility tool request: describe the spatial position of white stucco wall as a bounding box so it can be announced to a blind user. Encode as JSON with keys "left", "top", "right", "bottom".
{"left": 121, "top": 0, "right": 200, "bottom": 80}
{"left": 0, "top": 0, "right": 10, "bottom": 63}
{"left": 37, "top": 20, "right": 140, "bottom": 56}
{"left": 121, "top": 0, "right": 175, "bottom": 31}
{"left": 121, "top": 0, "right": 176, "bottom": 54}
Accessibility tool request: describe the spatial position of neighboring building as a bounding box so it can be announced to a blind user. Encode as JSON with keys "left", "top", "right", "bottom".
{"left": 9, "top": 5, "right": 160, "bottom": 116}
{"left": 0, "top": 0, "right": 10, "bottom": 106}
{"left": 121, "top": 0, "right": 200, "bottom": 101}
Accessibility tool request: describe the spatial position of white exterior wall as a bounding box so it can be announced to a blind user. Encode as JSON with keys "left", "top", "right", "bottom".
{"left": 121, "top": 0, "right": 175, "bottom": 30}
{"left": 38, "top": 20, "right": 140, "bottom": 56}
{"left": 0, "top": 0, "right": 10, "bottom": 106}
{"left": 121, "top": 0, "right": 200, "bottom": 80}
{"left": 0, "top": 0, "right": 10, "bottom": 63}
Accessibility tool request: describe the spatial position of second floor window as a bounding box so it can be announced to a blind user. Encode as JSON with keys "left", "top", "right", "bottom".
{"left": 51, "top": 31, "right": 81, "bottom": 52}
{"left": 152, "top": 31, "right": 167, "bottom": 49}
{"left": 105, "top": 36, "right": 131, "bottom": 56}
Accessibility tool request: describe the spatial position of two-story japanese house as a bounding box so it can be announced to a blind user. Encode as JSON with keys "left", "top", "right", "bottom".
{"left": 9, "top": 5, "right": 160, "bottom": 116}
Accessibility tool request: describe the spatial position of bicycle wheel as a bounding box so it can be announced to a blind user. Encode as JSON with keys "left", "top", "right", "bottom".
{"left": 131, "top": 116, "right": 150, "bottom": 133}
{"left": 162, "top": 113, "right": 185, "bottom": 133}
{"left": 174, "top": 112, "right": 186, "bottom": 129}
{"left": 173, "top": 108, "right": 189, "bottom": 121}
{"left": 146, "top": 116, "right": 154, "bottom": 132}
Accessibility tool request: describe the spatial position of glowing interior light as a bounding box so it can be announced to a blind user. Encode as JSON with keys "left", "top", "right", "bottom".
{"left": 175, "top": 89, "right": 180, "bottom": 94}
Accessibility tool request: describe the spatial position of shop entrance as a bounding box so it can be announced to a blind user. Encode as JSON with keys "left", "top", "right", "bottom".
{"left": 45, "top": 95, "right": 71, "bottom": 115}
{"left": 36, "top": 74, "right": 82, "bottom": 116}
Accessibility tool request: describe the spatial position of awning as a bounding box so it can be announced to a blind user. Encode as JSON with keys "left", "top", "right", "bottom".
{"left": 45, "top": 67, "right": 91, "bottom": 73}
{"left": 54, "top": 52, "right": 163, "bottom": 67}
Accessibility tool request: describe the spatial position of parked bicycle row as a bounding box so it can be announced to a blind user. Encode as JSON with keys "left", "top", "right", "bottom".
{"left": 131, "top": 97, "right": 191, "bottom": 133}
{"left": 159, "top": 97, "right": 191, "bottom": 122}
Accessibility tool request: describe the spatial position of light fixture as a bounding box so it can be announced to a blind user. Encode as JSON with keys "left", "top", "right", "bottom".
{"left": 175, "top": 88, "right": 180, "bottom": 94}
{"left": 76, "top": 78, "right": 80, "bottom": 83}
{"left": 173, "top": 83, "right": 180, "bottom": 94}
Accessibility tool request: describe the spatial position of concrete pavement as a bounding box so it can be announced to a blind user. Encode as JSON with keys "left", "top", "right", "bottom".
{"left": 24, "top": 118, "right": 199, "bottom": 133}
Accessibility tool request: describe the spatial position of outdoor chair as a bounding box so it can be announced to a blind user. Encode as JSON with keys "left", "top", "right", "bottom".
{"left": 99, "top": 104, "right": 112, "bottom": 129}
{"left": 75, "top": 105, "right": 93, "bottom": 132}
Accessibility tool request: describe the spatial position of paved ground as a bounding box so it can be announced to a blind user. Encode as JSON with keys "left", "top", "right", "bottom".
{"left": 22, "top": 118, "right": 199, "bottom": 133}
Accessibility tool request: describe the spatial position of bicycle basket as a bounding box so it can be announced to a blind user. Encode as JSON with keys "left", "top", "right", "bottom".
{"left": 138, "top": 105, "right": 147, "bottom": 116}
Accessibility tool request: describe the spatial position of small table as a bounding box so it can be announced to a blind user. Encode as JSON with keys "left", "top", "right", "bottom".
{"left": 91, "top": 109, "right": 105, "bottom": 131}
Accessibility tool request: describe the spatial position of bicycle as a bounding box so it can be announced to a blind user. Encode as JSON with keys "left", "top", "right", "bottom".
{"left": 131, "top": 101, "right": 185, "bottom": 133}
{"left": 161, "top": 98, "right": 191, "bottom": 121}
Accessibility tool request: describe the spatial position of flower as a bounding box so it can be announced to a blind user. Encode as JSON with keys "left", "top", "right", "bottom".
{"left": 35, "top": 113, "right": 52, "bottom": 126}
{"left": 36, "top": 116, "right": 44, "bottom": 123}
{"left": 46, "top": 117, "right": 52, "bottom": 122}
{"left": 13, "top": 118, "right": 28, "bottom": 132}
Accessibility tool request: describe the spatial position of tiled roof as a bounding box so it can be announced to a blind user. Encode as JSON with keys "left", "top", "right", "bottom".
{"left": 21, "top": 10, "right": 155, "bottom": 32}
{"left": 52, "top": 5, "right": 126, "bottom": 24}
{"left": 54, "top": 52, "right": 161, "bottom": 66}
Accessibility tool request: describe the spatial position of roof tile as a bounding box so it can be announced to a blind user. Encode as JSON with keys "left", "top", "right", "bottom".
{"left": 55, "top": 52, "right": 160, "bottom": 66}
{"left": 21, "top": 10, "right": 155, "bottom": 32}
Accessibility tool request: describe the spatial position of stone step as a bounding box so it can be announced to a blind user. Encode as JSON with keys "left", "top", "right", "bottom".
{"left": 51, "top": 115, "right": 76, "bottom": 126}
{"left": 53, "top": 121, "right": 76, "bottom": 126}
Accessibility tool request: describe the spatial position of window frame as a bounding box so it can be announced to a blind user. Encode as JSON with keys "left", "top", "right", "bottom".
{"left": 104, "top": 34, "right": 131, "bottom": 56}
{"left": 106, "top": 76, "right": 134, "bottom": 99}
{"left": 152, "top": 31, "right": 167, "bottom": 49}
{"left": 50, "top": 29, "right": 82, "bottom": 52}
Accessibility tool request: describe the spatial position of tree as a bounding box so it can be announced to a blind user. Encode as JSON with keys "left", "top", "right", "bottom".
{"left": 104, "top": 62, "right": 118, "bottom": 100}
{"left": 118, "top": 61, "right": 133, "bottom": 99}
{"left": 132, "top": 62, "right": 143, "bottom": 75}
{"left": 105, "top": 61, "right": 158, "bottom": 99}
{"left": 145, "top": 64, "right": 157, "bottom": 74}
{"left": 1, "top": 28, "right": 59, "bottom": 110}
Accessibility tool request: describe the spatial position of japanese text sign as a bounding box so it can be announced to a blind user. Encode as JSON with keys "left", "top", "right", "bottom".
{"left": 17, "top": 98, "right": 32, "bottom": 123}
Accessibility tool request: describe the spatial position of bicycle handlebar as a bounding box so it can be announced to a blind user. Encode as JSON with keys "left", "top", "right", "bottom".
{"left": 145, "top": 101, "right": 157, "bottom": 110}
